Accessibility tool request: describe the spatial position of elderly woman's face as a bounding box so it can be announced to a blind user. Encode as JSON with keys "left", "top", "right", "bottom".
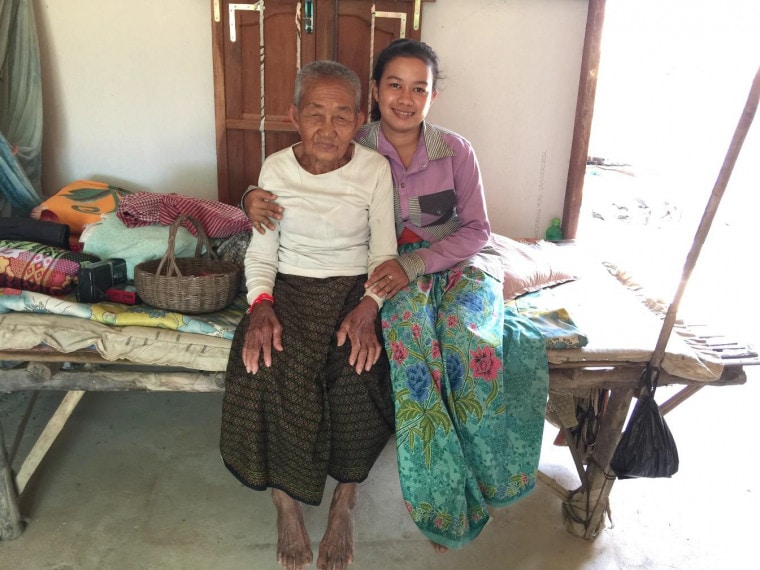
{"left": 289, "top": 78, "right": 364, "bottom": 173}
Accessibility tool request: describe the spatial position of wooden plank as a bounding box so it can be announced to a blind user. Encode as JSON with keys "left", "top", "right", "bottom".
{"left": 14, "top": 391, "right": 85, "bottom": 495}
{"left": 549, "top": 364, "right": 746, "bottom": 392}
{"left": 537, "top": 470, "right": 571, "bottom": 501}
{"left": 0, "top": 354, "right": 746, "bottom": 394}
{"left": 0, "top": 368, "right": 225, "bottom": 393}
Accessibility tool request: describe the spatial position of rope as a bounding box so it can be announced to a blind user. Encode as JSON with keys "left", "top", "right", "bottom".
{"left": 368, "top": 3, "right": 376, "bottom": 120}
{"left": 258, "top": 1, "right": 266, "bottom": 165}
{"left": 295, "top": 3, "right": 302, "bottom": 72}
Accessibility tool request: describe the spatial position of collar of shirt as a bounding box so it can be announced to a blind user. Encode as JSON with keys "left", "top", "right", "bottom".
{"left": 356, "top": 121, "right": 456, "bottom": 175}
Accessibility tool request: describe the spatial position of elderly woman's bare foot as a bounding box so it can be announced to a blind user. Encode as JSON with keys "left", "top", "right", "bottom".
{"left": 316, "top": 483, "right": 357, "bottom": 570}
{"left": 431, "top": 541, "right": 448, "bottom": 553}
{"left": 272, "top": 489, "right": 313, "bottom": 570}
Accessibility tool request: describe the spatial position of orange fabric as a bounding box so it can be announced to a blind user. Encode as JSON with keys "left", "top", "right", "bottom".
{"left": 30, "top": 180, "right": 130, "bottom": 234}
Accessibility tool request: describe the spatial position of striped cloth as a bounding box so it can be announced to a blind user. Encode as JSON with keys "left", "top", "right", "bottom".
{"left": 117, "top": 192, "right": 251, "bottom": 238}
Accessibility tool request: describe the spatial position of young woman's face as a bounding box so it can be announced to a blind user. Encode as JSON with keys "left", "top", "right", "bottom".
{"left": 372, "top": 56, "right": 437, "bottom": 136}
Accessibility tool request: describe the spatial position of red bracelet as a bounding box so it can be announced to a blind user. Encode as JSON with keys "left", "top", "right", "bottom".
{"left": 246, "top": 293, "right": 274, "bottom": 314}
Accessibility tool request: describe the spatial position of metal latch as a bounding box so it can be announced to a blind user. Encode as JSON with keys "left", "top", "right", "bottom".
{"left": 229, "top": 3, "right": 262, "bottom": 43}
{"left": 374, "top": 11, "right": 407, "bottom": 38}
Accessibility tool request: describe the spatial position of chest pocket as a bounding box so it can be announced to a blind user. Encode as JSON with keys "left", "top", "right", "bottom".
{"left": 410, "top": 189, "right": 457, "bottom": 228}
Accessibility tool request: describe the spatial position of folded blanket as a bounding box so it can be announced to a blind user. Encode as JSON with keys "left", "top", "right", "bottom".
{"left": 507, "top": 290, "right": 589, "bottom": 349}
{"left": 117, "top": 192, "right": 251, "bottom": 238}
{"left": 0, "top": 286, "right": 246, "bottom": 340}
{"left": 81, "top": 214, "right": 198, "bottom": 280}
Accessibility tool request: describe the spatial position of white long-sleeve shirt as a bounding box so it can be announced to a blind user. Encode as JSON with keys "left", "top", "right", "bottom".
{"left": 244, "top": 142, "right": 397, "bottom": 308}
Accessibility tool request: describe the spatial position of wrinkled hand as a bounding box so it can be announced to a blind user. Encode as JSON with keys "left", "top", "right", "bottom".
{"left": 243, "top": 187, "right": 284, "bottom": 235}
{"left": 242, "top": 302, "right": 283, "bottom": 374}
{"left": 336, "top": 297, "right": 382, "bottom": 374}
{"left": 366, "top": 259, "right": 407, "bottom": 299}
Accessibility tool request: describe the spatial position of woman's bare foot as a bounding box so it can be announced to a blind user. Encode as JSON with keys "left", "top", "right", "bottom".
{"left": 317, "top": 483, "right": 357, "bottom": 570}
{"left": 430, "top": 541, "right": 448, "bottom": 553}
{"left": 272, "top": 489, "right": 313, "bottom": 570}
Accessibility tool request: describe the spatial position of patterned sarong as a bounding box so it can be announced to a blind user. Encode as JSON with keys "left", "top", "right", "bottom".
{"left": 383, "top": 241, "right": 549, "bottom": 549}
{"left": 220, "top": 273, "right": 394, "bottom": 505}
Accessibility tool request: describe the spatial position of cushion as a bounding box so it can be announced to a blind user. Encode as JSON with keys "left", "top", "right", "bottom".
{"left": 29, "top": 180, "right": 131, "bottom": 235}
{"left": 0, "top": 240, "right": 100, "bottom": 295}
{"left": 490, "top": 234, "right": 578, "bottom": 300}
{"left": 0, "top": 217, "right": 70, "bottom": 249}
{"left": 80, "top": 214, "right": 198, "bottom": 280}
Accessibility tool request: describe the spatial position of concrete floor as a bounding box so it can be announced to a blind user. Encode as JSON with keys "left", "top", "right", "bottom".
{"left": 1, "top": 366, "right": 758, "bottom": 570}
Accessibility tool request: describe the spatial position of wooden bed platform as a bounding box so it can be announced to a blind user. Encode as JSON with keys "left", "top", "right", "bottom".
{"left": 1, "top": 248, "right": 757, "bottom": 542}
{"left": 0, "top": 346, "right": 752, "bottom": 542}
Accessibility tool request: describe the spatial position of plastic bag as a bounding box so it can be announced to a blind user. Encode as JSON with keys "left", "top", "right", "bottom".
{"left": 610, "top": 368, "right": 679, "bottom": 479}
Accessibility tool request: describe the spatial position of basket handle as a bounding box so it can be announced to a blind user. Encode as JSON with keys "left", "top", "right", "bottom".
{"left": 155, "top": 214, "right": 219, "bottom": 277}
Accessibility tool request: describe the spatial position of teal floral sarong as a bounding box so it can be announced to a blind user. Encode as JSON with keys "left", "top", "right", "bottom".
{"left": 382, "top": 242, "right": 549, "bottom": 549}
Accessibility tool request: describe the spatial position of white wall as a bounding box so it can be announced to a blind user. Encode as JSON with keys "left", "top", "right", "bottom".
{"left": 34, "top": 0, "right": 587, "bottom": 239}
{"left": 422, "top": 0, "right": 587, "bottom": 236}
{"left": 35, "top": 0, "right": 217, "bottom": 199}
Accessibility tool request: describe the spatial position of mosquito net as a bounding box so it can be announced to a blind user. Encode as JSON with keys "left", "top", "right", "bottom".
{"left": 0, "top": 0, "right": 43, "bottom": 216}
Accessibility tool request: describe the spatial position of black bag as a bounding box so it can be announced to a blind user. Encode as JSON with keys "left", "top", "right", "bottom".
{"left": 610, "top": 366, "right": 679, "bottom": 479}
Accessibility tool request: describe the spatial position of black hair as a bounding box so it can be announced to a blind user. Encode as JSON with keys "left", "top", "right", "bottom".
{"left": 370, "top": 38, "right": 442, "bottom": 121}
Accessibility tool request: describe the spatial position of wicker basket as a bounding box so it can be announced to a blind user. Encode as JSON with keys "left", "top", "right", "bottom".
{"left": 134, "top": 214, "right": 241, "bottom": 314}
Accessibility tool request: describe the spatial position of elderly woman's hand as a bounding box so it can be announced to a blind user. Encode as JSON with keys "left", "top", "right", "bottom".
{"left": 242, "top": 303, "right": 283, "bottom": 374}
{"left": 336, "top": 297, "right": 382, "bottom": 374}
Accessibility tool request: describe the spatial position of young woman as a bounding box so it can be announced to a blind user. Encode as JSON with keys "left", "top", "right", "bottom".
{"left": 242, "top": 39, "right": 548, "bottom": 552}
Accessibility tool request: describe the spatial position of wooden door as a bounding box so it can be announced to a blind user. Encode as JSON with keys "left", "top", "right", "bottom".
{"left": 211, "top": 0, "right": 432, "bottom": 206}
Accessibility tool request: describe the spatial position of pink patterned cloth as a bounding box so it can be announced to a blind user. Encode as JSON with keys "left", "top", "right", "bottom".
{"left": 117, "top": 192, "right": 251, "bottom": 238}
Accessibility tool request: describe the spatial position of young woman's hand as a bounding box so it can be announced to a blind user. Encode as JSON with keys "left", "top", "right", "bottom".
{"left": 366, "top": 259, "right": 408, "bottom": 299}
{"left": 242, "top": 187, "right": 284, "bottom": 234}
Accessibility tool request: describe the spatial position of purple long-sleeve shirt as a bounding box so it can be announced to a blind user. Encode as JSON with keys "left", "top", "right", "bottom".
{"left": 355, "top": 121, "right": 492, "bottom": 278}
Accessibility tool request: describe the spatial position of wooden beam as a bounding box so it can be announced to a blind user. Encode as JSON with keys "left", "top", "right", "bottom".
{"left": 14, "top": 391, "right": 85, "bottom": 495}
{"left": 562, "top": 0, "right": 606, "bottom": 239}
{"left": 0, "top": 367, "right": 225, "bottom": 393}
{"left": 562, "top": 384, "right": 634, "bottom": 539}
{"left": 537, "top": 469, "right": 571, "bottom": 501}
{"left": 548, "top": 364, "right": 745, "bottom": 392}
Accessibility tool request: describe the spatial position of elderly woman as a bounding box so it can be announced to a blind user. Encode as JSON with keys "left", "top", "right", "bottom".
{"left": 220, "top": 61, "right": 398, "bottom": 570}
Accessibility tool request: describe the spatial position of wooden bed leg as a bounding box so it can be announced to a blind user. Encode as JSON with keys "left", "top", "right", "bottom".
{"left": 562, "top": 385, "right": 634, "bottom": 540}
{"left": 0, "top": 420, "right": 24, "bottom": 541}
{"left": 659, "top": 384, "right": 704, "bottom": 415}
{"left": 14, "top": 390, "right": 85, "bottom": 496}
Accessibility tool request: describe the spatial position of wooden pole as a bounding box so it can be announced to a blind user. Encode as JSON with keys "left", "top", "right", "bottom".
{"left": 14, "top": 391, "right": 86, "bottom": 496}
{"left": 651, "top": 66, "right": 760, "bottom": 368}
{"left": 0, "top": 421, "right": 24, "bottom": 541}
{"left": 562, "top": 0, "right": 607, "bottom": 239}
